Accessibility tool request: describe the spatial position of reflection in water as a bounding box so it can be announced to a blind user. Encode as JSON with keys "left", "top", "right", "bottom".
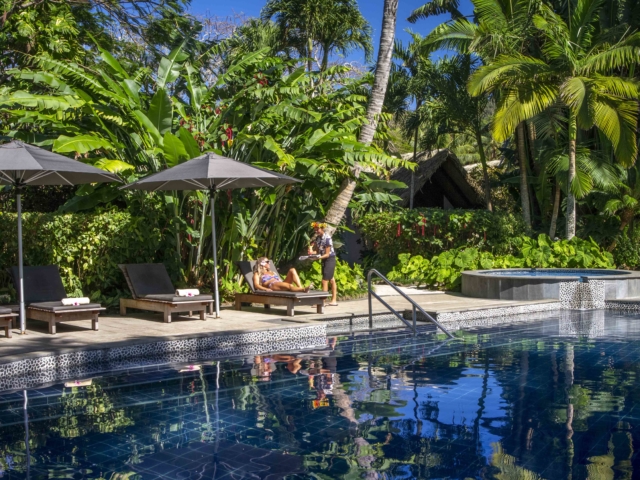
{"left": 1, "top": 310, "right": 640, "bottom": 478}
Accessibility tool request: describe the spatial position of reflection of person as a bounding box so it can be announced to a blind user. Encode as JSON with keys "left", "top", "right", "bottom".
{"left": 251, "top": 355, "right": 276, "bottom": 381}
{"left": 308, "top": 222, "right": 338, "bottom": 306}
{"left": 253, "top": 257, "right": 312, "bottom": 292}
{"left": 271, "top": 354, "right": 302, "bottom": 374}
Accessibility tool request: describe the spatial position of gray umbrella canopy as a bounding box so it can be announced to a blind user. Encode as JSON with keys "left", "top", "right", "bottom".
{"left": 0, "top": 140, "right": 121, "bottom": 334}
{"left": 121, "top": 152, "right": 299, "bottom": 191}
{"left": 0, "top": 141, "right": 121, "bottom": 186}
{"left": 122, "top": 152, "right": 300, "bottom": 318}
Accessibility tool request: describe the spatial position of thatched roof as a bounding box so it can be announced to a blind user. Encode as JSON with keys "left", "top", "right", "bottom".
{"left": 391, "top": 149, "right": 484, "bottom": 209}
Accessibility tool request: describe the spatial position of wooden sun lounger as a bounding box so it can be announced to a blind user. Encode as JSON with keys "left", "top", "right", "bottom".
{"left": 0, "top": 307, "right": 17, "bottom": 338}
{"left": 119, "top": 264, "right": 214, "bottom": 323}
{"left": 235, "top": 260, "right": 330, "bottom": 317}
{"left": 8, "top": 265, "right": 105, "bottom": 334}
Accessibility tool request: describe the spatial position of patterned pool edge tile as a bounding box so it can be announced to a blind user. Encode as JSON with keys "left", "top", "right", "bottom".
{"left": 605, "top": 301, "right": 640, "bottom": 311}
{"left": 434, "top": 301, "right": 562, "bottom": 325}
{"left": 0, "top": 323, "right": 326, "bottom": 389}
{"left": 559, "top": 281, "right": 605, "bottom": 310}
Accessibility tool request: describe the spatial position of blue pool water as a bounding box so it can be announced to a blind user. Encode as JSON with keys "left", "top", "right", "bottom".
{"left": 2, "top": 310, "right": 640, "bottom": 479}
{"left": 479, "top": 268, "right": 626, "bottom": 277}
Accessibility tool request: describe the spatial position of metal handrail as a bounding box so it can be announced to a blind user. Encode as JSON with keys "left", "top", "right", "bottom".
{"left": 367, "top": 269, "right": 454, "bottom": 338}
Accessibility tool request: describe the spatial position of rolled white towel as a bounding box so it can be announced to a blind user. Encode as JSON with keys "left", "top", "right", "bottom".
{"left": 176, "top": 288, "right": 200, "bottom": 297}
{"left": 61, "top": 297, "right": 90, "bottom": 306}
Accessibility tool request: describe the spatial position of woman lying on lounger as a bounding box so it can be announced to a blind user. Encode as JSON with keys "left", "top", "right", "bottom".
{"left": 253, "top": 257, "right": 312, "bottom": 292}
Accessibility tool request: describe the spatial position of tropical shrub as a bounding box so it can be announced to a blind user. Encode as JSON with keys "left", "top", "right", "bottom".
{"left": 612, "top": 227, "right": 640, "bottom": 270}
{"left": 387, "top": 235, "right": 615, "bottom": 291}
{"left": 298, "top": 259, "right": 366, "bottom": 300}
{"left": 358, "top": 208, "right": 526, "bottom": 270}
{"left": 0, "top": 210, "right": 180, "bottom": 309}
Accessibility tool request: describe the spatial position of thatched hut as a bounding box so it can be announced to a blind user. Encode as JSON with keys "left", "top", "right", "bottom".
{"left": 392, "top": 149, "right": 484, "bottom": 209}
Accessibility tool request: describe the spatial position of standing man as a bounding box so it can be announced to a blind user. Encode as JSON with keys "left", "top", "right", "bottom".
{"left": 309, "top": 221, "right": 338, "bottom": 306}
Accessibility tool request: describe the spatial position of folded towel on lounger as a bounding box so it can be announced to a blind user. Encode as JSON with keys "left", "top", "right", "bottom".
{"left": 61, "top": 297, "right": 90, "bottom": 306}
{"left": 175, "top": 289, "right": 200, "bottom": 297}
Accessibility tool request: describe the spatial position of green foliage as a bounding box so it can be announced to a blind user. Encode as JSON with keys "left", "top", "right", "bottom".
{"left": 388, "top": 234, "right": 615, "bottom": 291}
{"left": 358, "top": 208, "right": 526, "bottom": 270}
{"left": 0, "top": 210, "right": 179, "bottom": 309}
{"left": 298, "top": 259, "right": 367, "bottom": 300}
{"left": 612, "top": 226, "right": 640, "bottom": 269}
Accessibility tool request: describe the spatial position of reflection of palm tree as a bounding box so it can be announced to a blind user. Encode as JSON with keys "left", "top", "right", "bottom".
{"left": 565, "top": 344, "right": 575, "bottom": 479}
{"left": 490, "top": 442, "right": 543, "bottom": 480}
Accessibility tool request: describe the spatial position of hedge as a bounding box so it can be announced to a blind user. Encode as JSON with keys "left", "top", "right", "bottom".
{"left": 357, "top": 208, "right": 526, "bottom": 271}
{"left": 0, "top": 209, "right": 178, "bottom": 309}
{"left": 0, "top": 209, "right": 366, "bottom": 308}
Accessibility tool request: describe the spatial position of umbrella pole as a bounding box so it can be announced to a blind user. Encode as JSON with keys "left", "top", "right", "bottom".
{"left": 16, "top": 188, "right": 26, "bottom": 334}
{"left": 210, "top": 187, "right": 220, "bottom": 318}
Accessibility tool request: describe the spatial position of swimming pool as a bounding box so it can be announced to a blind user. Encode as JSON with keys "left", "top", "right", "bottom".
{"left": 462, "top": 268, "right": 640, "bottom": 300}
{"left": 2, "top": 310, "right": 640, "bottom": 478}
{"left": 478, "top": 268, "right": 629, "bottom": 277}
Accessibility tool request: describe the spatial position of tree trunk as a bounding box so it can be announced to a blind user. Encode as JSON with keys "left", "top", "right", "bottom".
{"left": 549, "top": 180, "right": 561, "bottom": 239}
{"left": 607, "top": 209, "right": 635, "bottom": 251}
{"left": 566, "top": 113, "right": 577, "bottom": 240}
{"left": 516, "top": 122, "right": 532, "bottom": 231}
{"left": 324, "top": 178, "right": 358, "bottom": 228}
{"left": 307, "top": 37, "right": 314, "bottom": 73}
{"left": 321, "top": 43, "right": 329, "bottom": 72}
{"left": 410, "top": 109, "right": 420, "bottom": 210}
{"left": 474, "top": 126, "right": 493, "bottom": 212}
{"left": 322, "top": 0, "right": 398, "bottom": 235}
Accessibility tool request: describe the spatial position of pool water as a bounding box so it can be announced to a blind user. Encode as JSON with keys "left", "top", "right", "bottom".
{"left": 2, "top": 310, "right": 640, "bottom": 479}
{"left": 479, "top": 268, "right": 626, "bottom": 277}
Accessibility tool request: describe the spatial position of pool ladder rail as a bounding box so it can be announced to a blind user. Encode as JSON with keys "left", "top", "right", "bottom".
{"left": 367, "top": 269, "right": 454, "bottom": 338}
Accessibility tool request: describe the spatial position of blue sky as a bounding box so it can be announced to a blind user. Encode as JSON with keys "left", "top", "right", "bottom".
{"left": 188, "top": 0, "right": 474, "bottom": 65}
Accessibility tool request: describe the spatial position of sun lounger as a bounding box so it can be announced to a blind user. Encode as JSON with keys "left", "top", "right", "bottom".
{"left": 235, "top": 261, "right": 330, "bottom": 316}
{"left": 119, "top": 264, "right": 213, "bottom": 323}
{"left": 8, "top": 266, "right": 104, "bottom": 334}
{"left": 0, "top": 307, "right": 17, "bottom": 338}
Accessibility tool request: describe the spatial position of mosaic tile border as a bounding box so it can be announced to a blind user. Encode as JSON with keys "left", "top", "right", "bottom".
{"left": 0, "top": 334, "right": 328, "bottom": 392}
{"left": 434, "top": 301, "right": 561, "bottom": 325}
{"left": 0, "top": 324, "right": 326, "bottom": 391}
{"left": 559, "top": 280, "right": 605, "bottom": 310}
{"left": 605, "top": 301, "right": 640, "bottom": 311}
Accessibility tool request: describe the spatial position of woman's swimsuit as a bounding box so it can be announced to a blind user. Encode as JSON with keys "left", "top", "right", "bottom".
{"left": 261, "top": 273, "right": 281, "bottom": 286}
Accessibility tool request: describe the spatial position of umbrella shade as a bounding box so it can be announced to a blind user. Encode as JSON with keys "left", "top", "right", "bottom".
{"left": 120, "top": 152, "right": 299, "bottom": 191}
{"left": 0, "top": 141, "right": 121, "bottom": 334}
{"left": 0, "top": 141, "right": 121, "bottom": 185}
{"left": 122, "top": 152, "right": 300, "bottom": 318}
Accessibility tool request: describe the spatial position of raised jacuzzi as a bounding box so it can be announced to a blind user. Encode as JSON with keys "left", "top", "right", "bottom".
{"left": 462, "top": 268, "right": 640, "bottom": 300}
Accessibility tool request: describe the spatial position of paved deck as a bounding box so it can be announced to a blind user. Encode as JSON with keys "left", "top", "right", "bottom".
{"left": 0, "top": 292, "right": 556, "bottom": 364}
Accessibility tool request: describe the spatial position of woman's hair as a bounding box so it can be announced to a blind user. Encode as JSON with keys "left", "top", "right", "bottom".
{"left": 253, "top": 256, "right": 269, "bottom": 274}
{"left": 311, "top": 221, "right": 327, "bottom": 229}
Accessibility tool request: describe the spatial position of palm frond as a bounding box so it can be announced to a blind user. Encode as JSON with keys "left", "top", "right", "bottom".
{"left": 424, "top": 19, "right": 477, "bottom": 53}
{"left": 407, "top": 0, "right": 463, "bottom": 23}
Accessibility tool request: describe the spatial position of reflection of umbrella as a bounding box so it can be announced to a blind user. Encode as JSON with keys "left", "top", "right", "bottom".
{"left": 0, "top": 141, "right": 121, "bottom": 333}
{"left": 122, "top": 152, "right": 299, "bottom": 317}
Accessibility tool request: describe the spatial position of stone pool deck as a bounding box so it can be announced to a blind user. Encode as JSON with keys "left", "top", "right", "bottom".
{"left": 0, "top": 292, "right": 560, "bottom": 366}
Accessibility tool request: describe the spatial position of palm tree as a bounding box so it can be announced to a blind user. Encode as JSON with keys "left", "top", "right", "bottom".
{"left": 261, "top": 0, "right": 372, "bottom": 73}
{"left": 419, "top": 0, "right": 543, "bottom": 229}
{"left": 322, "top": 0, "right": 399, "bottom": 234}
{"left": 427, "top": 55, "right": 495, "bottom": 211}
{"left": 392, "top": 34, "right": 435, "bottom": 209}
{"left": 469, "top": 0, "right": 640, "bottom": 238}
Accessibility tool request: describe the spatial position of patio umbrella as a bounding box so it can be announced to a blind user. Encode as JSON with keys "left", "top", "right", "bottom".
{"left": 0, "top": 141, "right": 121, "bottom": 333}
{"left": 122, "top": 152, "right": 300, "bottom": 318}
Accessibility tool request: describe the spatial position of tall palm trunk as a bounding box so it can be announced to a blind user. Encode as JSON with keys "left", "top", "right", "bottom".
{"left": 549, "top": 180, "right": 561, "bottom": 239}
{"left": 323, "top": 0, "right": 399, "bottom": 236}
{"left": 474, "top": 126, "right": 492, "bottom": 212}
{"left": 410, "top": 100, "right": 422, "bottom": 210}
{"left": 516, "top": 122, "right": 532, "bottom": 231}
{"left": 566, "top": 113, "right": 577, "bottom": 240}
